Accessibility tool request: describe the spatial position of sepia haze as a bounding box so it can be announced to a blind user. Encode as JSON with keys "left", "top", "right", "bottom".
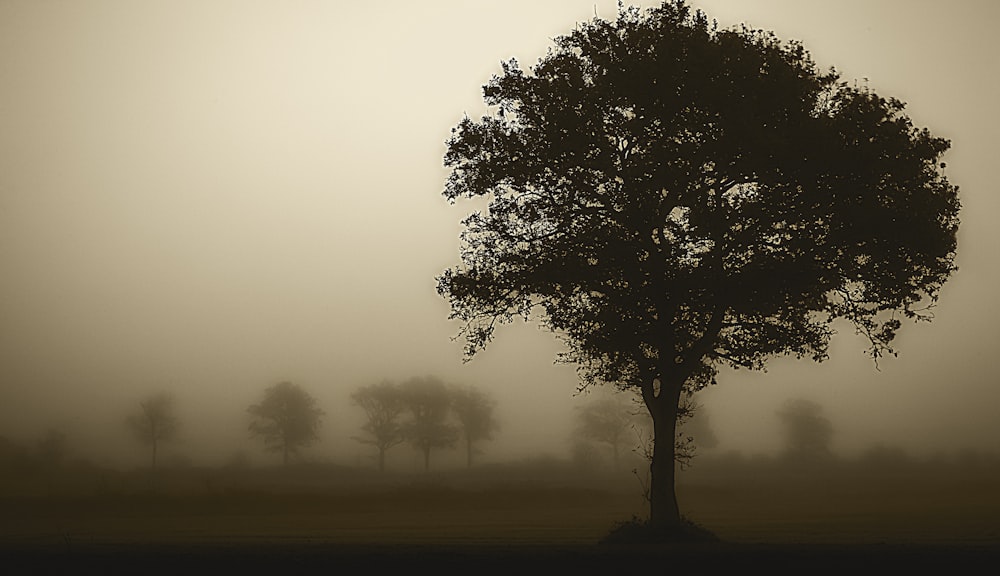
{"left": 0, "top": 0, "right": 996, "bottom": 470}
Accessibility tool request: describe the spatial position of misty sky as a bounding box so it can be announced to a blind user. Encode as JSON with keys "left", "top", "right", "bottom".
{"left": 1, "top": 0, "right": 997, "bottom": 467}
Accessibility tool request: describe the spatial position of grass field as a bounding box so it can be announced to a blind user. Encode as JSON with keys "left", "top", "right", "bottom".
{"left": 2, "top": 456, "right": 998, "bottom": 572}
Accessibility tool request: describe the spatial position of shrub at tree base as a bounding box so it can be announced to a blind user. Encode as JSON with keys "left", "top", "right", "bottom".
{"left": 600, "top": 515, "right": 720, "bottom": 546}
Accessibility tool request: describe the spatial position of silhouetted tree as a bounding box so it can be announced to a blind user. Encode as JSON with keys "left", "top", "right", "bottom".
{"left": 777, "top": 398, "right": 833, "bottom": 461}
{"left": 437, "top": 0, "right": 958, "bottom": 531}
{"left": 248, "top": 381, "right": 324, "bottom": 465}
{"left": 127, "top": 393, "right": 178, "bottom": 471}
{"left": 351, "top": 380, "right": 407, "bottom": 472}
{"left": 450, "top": 384, "right": 499, "bottom": 467}
{"left": 400, "top": 376, "right": 458, "bottom": 471}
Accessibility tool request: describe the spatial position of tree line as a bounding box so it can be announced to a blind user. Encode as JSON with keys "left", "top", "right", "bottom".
{"left": 13, "top": 383, "right": 825, "bottom": 476}
{"left": 351, "top": 376, "right": 498, "bottom": 472}
{"left": 122, "top": 379, "right": 726, "bottom": 474}
{"left": 122, "top": 376, "right": 499, "bottom": 472}
{"left": 2, "top": 390, "right": 940, "bottom": 481}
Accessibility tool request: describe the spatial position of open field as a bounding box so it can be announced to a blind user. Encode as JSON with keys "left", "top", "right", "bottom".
{"left": 2, "top": 457, "right": 998, "bottom": 572}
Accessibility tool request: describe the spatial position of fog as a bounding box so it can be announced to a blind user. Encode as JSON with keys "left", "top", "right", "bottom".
{"left": 1, "top": 0, "right": 998, "bottom": 475}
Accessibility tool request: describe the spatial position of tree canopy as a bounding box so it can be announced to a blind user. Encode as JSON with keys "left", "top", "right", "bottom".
{"left": 437, "top": 0, "right": 958, "bottom": 531}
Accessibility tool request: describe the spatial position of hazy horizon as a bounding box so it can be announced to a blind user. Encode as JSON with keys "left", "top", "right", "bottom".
{"left": 2, "top": 0, "right": 998, "bottom": 471}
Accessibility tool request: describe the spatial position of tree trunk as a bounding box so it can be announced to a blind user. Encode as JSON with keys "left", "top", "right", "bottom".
{"left": 378, "top": 447, "right": 386, "bottom": 472}
{"left": 151, "top": 438, "right": 158, "bottom": 471}
{"left": 466, "top": 437, "right": 473, "bottom": 468}
{"left": 647, "top": 375, "right": 684, "bottom": 528}
{"left": 283, "top": 443, "right": 289, "bottom": 466}
{"left": 423, "top": 446, "right": 431, "bottom": 471}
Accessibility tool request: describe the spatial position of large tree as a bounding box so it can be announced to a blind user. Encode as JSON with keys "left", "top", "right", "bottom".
{"left": 437, "top": 1, "right": 959, "bottom": 532}
{"left": 126, "top": 393, "right": 178, "bottom": 471}
{"left": 248, "top": 381, "right": 324, "bottom": 465}
{"left": 351, "top": 380, "right": 407, "bottom": 472}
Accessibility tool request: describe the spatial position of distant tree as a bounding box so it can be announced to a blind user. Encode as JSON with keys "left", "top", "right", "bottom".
{"left": 571, "top": 438, "right": 604, "bottom": 469}
{"left": 126, "top": 393, "right": 178, "bottom": 471}
{"left": 450, "top": 385, "right": 499, "bottom": 468}
{"left": 400, "top": 376, "right": 459, "bottom": 471}
{"left": 247, "top": 381, "right": 324, "bottom": 465}
{"left": 224, "top": 450, "right": 252, "bottom": 471}
{"left": 351, "top": 380, "right": 407, "bottom": 472}
{"left": 575, "top": 392, "right": 639, "bottom": 468}
{"left": 777, "top": 398, "right": 833, "bottom": 461}
{"left": 36, "top": 428, "right": 68, "bottom": 468}
{"left": 437, "top": 1, "right": 958, "bottom": 529}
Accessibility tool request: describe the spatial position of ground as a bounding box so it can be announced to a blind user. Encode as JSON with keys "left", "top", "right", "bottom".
{"left": 1, "top": 456, "right": 998, "bottom": 573}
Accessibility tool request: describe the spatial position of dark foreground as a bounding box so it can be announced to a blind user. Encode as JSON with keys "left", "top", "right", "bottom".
{"left": 3, "top": 540, "right": 1000, "bottom": 575}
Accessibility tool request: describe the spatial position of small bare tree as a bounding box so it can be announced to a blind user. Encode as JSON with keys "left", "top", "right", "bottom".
{"left": 127, "top": 393, "right": 178, "bottom": 471}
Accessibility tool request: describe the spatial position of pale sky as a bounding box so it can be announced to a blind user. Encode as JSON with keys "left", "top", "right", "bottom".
{"left": 1, "top": 0, "right": 997, "bottom": 467}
